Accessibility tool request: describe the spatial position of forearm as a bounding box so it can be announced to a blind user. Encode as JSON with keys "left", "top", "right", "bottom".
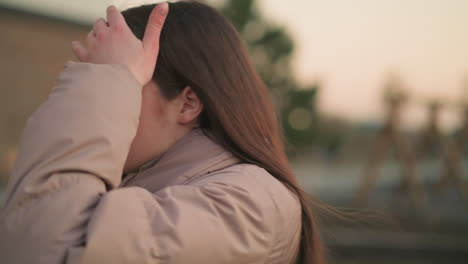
{"left": 2, "top": 61, "right": 141, "bottom": 210}
{"left": 0, "top": 61, "right": 142, "bottom": 263}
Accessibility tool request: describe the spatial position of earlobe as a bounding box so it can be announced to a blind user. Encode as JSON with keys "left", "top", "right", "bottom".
{"left": 177, "top": 86, "right": 203, "bottom": 125}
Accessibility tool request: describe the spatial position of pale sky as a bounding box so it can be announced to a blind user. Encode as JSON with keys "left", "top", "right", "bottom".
{"left": 2, "top": 0, "right": 468, "bottom": 130}
{"left": 258, "top": 0, "right": 468, "bottom": 131}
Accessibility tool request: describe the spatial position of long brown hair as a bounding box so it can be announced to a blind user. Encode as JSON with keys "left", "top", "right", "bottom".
{"left": 122, "top": 2, "right": 326, "bottom": 263}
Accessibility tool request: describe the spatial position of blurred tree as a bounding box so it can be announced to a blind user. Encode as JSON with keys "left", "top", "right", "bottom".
{"left": 218, "top": 0, "right": 320, "bottom": 151}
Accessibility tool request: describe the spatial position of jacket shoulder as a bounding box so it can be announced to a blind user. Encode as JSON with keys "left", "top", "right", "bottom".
{"left": 188, "top": 163, "right": 302, "bottom": 261}
{"left": 189, "top": 163, "right": 301, "bottom": 217}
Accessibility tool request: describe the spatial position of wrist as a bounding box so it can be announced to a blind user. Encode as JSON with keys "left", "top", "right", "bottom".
{"left": 118, "top": 64, "right": 145, "bottom": 87}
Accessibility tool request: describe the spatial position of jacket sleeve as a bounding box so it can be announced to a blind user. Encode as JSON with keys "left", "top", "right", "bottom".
{"left": 0, "top": 61, "right": 143, "bottom": 264}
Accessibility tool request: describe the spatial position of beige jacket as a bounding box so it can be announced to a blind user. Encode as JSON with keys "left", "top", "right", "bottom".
{"left": 0, "top": 61, "right": 301, "bottom": 264}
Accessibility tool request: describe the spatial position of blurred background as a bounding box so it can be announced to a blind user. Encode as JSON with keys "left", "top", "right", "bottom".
{"left": 1, "top": 0, "right": 468, "bottom": 263}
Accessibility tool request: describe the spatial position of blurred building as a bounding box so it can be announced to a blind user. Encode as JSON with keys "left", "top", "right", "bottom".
{"left": 0, "top": 6, "right": 88, "bottom": 181}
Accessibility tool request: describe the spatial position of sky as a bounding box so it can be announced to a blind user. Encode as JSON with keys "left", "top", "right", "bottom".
{"left": 2, "top": 0, "right": 468, "bottom": 130}
{"left": 257, "top": 0, "right": 468, "bottom": 131}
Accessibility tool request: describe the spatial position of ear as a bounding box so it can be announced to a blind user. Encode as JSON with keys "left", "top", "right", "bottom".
{"left": 176, "top": 86, "right": 203, "bottom": 126}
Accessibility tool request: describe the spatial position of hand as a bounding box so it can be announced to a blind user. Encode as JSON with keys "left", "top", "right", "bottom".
{"left": 71, "top": 3, "right": 169, "bottom": 86}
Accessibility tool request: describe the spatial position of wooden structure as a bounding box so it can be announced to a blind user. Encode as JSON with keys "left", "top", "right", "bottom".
{"left": 355, "top": 77, "right": 426, "bottom": 210}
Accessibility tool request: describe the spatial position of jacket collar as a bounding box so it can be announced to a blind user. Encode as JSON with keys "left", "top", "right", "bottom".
{"left": 120, "top": 128, "right": 241, "bottom": 193}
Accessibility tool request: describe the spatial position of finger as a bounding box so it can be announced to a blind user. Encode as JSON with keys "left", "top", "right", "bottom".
{"left": 86, "top": 30, "right": 96, "bottom": 47}
{"left": 93, "top": 18, "right": 109, "bottom": 36}
{"left": 71, "top": 41, "right": 89, "bottom": 61}
{"left": 88, "top": 29, "right": 96, "bottom": 38}
{"left": 106, "top": 5, "right": 125, "bottom": 29}
{"left": 142, "top": 2, "right": 169, "bottom": 57}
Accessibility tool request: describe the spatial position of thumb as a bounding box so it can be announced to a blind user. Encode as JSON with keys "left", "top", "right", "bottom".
{"left": 142, "top": 2, "right": 169, "bottom": 59}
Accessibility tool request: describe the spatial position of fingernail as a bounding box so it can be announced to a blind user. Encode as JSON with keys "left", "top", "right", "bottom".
{"left": 107, "top": 5, "right": 116, "bottom": 12}
{"left": 158, "top": 2, "right": 168, "bottom": 15}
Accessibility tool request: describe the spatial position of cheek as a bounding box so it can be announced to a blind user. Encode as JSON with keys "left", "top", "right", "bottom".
{"left": 140, "top": 87, "right": 170, "bottom": 131}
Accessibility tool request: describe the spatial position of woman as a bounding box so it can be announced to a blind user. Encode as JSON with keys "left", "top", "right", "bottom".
{"left": 0, "top": 2, "right": 326, "bottom": 263}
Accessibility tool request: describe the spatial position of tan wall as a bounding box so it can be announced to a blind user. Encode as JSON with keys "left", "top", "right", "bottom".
{"left": 0, "top": 7, "right": 89, "bottom": 182}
